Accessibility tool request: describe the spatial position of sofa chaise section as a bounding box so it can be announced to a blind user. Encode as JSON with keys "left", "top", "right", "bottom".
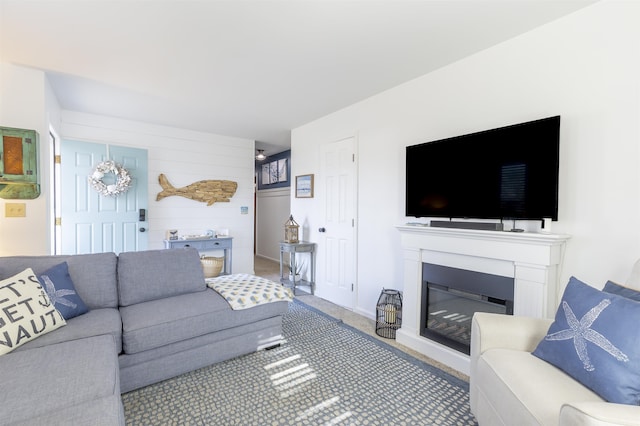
{"left": 0, "top": 335, "right": 124, "bottom": 426}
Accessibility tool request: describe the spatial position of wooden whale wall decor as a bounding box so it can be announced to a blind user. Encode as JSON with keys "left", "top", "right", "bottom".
{"left": 156, "top": 174, "right": 238, "bottom": 206}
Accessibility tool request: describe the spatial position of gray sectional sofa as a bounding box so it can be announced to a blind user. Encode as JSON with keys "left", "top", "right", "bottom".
{"left": 0, "top": 248, "right": 289, "bottom": 425}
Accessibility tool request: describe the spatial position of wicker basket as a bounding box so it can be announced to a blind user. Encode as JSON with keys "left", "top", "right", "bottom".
{"left": 201, "top": 256, "right": 224, "bottom": 278}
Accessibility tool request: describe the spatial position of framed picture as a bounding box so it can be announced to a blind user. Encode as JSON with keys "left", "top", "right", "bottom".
{"left": 277, "top": 159, "right": 288, "bottom": 182}
{"left": 269, "top": 161, "right": 278, "bottom": 184}
{"left": 261, "top": 164, "right": 270, "bottom": 185}
{"left": 296, "top": 174, "right": 314, "bottom": 198}
{"left": 256, "top": 154, "right": 290, "bottom": 190}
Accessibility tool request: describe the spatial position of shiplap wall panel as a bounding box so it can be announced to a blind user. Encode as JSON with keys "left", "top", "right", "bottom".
{"left": 60, "top": 111, "right": 256, "bottom": 274}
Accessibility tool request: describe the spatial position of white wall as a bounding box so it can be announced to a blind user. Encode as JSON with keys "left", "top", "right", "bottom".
{"left": 60, "top": 111, "right": 257, "bottom": 273}
{"left": 0, "top": 62, "right": 257, "bottom": 272}
{"left": 291, "top": 1, "right": 640, "bottom": 318}
{"left": 256, "top": 187, "right": 290, "bottom": 262}
{"left": 0, "top": 63, "right": 60, "bottom": 255}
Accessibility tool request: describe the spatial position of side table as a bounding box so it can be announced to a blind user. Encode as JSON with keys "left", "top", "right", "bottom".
{"left": 279, "top": 241, "right": 316, "bottom": 295}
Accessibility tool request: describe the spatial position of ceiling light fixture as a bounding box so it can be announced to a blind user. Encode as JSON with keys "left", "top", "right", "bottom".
{"left": 255, "top": 149, "right": 266, "bottom": 160}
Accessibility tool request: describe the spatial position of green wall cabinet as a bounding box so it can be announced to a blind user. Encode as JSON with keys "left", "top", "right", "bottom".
{"left": 0, "top": 126, "right": 40, "bottom": 199}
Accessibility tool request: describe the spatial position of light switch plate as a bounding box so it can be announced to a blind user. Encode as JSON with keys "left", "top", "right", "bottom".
{"left": 5, "top": 203, "right": 26, "bottom": 217}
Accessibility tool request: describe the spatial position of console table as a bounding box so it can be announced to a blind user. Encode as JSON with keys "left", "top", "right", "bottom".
{"left": 279, "top": 241, "right": 315, "bottom": 295}
{"left": 164, "top": 237, "right": 233, "bottom": 275}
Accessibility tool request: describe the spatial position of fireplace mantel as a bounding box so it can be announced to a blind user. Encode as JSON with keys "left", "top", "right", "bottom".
{"left": 396, "top": 224, "right": 570, "bottom": 375}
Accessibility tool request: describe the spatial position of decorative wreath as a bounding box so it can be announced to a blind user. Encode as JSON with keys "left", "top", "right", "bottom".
{"left": 89, "top": 160, "right": 132, "bottom": 197}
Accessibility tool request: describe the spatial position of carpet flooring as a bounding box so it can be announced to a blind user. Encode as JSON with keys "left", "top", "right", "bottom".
{"left": 122, "top": 300, "right": 477, "bottom": 425}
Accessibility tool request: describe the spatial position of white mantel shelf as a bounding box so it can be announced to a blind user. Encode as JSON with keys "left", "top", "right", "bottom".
{"left": 395, "top": 224, "right": 570, "bottom": 375}
{"left": 396, "top": 224, "right": 570, "bottom": 243}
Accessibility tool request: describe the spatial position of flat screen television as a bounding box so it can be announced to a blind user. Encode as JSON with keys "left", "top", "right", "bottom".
{"left": 406, "top": 116, "right": 560, "bottom": 221}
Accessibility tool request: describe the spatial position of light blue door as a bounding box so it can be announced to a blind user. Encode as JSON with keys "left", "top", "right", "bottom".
{"left": 60, "top": 140, "right": 148, "bottom": 254}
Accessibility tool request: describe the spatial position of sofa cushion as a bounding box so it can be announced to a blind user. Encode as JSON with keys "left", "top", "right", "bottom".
{"left": 0, "top": 252, "right": 119, "bottom": 309}
{"left": 14, "top": 308, "right": 123, "bottom": 354}
{"left": 0, "top": 268, "right": 66, "bottom": 355}
{"left": 117, "top": 248, "right": 206, "bottom": 306}
{"left": 118, "top": 316, "right": 284, "bottom": 392}
{"left": 603, "top": 280, "right": 640, "bottom": 302}
{"left": 533, "top": 276, "right": 640, "bottom": 405}
{"left": 120, "top": 289, "right": 287, "bottom": 354}
{"left": 0, "top": 334, "right": 122, "bottom": 425}
{"left": 38, "top": 262, "right": 89, "bottom": 320}
{"left": 119, "top": 315, "right": 283, "bottom": 369}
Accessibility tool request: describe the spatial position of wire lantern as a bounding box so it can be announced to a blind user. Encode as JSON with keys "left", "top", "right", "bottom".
{"left": 375, "top": 288, "right": 403, "bottom": 339}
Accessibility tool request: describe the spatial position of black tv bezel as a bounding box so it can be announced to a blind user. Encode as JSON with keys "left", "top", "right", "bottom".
{"left": 405, "top": 116, "right": 560, "bottom": 221}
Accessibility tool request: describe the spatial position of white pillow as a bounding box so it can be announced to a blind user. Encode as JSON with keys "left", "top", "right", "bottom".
{"left": 625, "top": 258, "right": 640, "bottom": 291}
{"left": 0, "top": 268, "right": 66, "bottom": 355}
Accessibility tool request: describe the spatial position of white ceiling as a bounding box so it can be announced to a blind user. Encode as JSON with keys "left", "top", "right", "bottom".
{"left": 1, "top": 0, "right": 595, "bottom": 153}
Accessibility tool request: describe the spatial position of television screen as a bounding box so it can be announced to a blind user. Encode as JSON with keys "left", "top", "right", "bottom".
{"left": 406, "top": 116, "right": 560, "bottom": 221}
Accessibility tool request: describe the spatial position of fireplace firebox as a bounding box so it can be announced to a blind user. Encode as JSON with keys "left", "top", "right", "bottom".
{"left": 420, "top": 263, "right": 514, "bottom": 354}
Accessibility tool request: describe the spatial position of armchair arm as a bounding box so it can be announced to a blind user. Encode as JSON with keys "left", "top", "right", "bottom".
{"left": 471, "top": 312, "right": 553, "bottom": 356}
{"left": 560, "top": 402, "right": 640, "bottom": 426}
{"left": 470, "top": 312, "right": 554, "bottom": 415}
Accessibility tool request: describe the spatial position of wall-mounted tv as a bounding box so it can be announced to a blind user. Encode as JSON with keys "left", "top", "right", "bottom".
{"left": 406, "top": 116, "right": 560, "bottom": 221}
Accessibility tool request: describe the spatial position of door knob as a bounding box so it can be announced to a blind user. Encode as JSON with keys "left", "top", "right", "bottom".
{"left": 319, "top": 227, "right": 326, "bottom": 233}
{"left": 139, "top": 227, "right": 146, "bottom": 232}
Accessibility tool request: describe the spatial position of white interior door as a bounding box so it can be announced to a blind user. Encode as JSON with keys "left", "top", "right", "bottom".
{"left": 317, "top": 137, "right": 357, "bottom": 309}
{"left": 60, "top": 140, "right": 148, "bottom": 254}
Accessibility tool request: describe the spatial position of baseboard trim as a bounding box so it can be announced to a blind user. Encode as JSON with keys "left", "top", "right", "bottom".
{"left": 396, "top": 328, "right": 470, "bottom": 376}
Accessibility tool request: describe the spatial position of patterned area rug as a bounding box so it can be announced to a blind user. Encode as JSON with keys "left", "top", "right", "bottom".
{"left": 122, "top": 300, "right": 477, "bottom": 425}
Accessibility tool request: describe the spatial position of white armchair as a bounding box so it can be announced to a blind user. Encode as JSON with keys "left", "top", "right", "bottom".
{"left": 470, "top": 259, "right": 640, "bottom": 425}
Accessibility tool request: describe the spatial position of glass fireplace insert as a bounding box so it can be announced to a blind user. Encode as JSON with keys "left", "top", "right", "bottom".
{"left": 420, "top": 263, "right": 514, "bottom": 354}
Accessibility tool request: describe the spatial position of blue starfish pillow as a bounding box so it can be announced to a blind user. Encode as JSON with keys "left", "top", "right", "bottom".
{"left": 533, "top": 276, "right": 640, "bottom": 405}
{"left": 38, "top": 262, "right": 89, "bottom": 320}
